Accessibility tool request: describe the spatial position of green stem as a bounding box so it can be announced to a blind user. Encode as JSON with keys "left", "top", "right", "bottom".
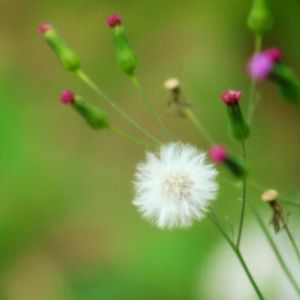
{"left": 283, "top": 224, "right": 300, "bottom": 263}
{"left": 76, "top": 70, "right": 161, "bottom": 146}
{"left": 209, "top": 212, "right": 265, "bottom": 300}
{"left": 111, "top": 127, "right": 153, "bottom": 149}
{"left": 236, "top": 141, "right": 247, "bottom": 248}
{"left": 252, "top": 208, "right": 300, "bottom": 296}
{"left": 247, "top": 33, "right": 263, "bottom": 125}
{"left": 131, "top": 76, "right": 171, "bottom": 141}
{"left": 184, "top": 108, "right": 214, "bottom": 145}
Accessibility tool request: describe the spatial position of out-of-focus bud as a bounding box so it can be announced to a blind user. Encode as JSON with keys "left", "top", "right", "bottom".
{"left": 248, "top": 47, "right": 300, "bottom": 108}
{"left": 247, "top": 0, "right": 273, "bottom": 35}
{"left": 247, "top": 47, "right": 282, "bottom": 81}
{"left": 261, "top": 189, "right": 287, "bottom": 233}
{"left": 106, "top": 14, "right": 137, "bottom": 76}
{"left": 60, "top": 90, "right": 109, "bottom": 130}
{"left": 220, "top": 90, "right": 250, "bottom": 142}
{"left": 209, "top": 145, "right": 246, "bottom": 178}
{"left": 271, "top": 63, "right": 300, "bottom": 109}
{"left": 39, "top": 23, "right": 81, "bottom": 72}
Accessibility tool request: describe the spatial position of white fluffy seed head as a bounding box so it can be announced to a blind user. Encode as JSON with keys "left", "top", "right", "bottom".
{"left": 133, "top": 143, "right": 219, "bottom": 229}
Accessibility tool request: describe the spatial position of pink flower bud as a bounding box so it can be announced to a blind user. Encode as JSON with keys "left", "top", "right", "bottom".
{"left": 38, "top": 23, "right": 53, "bottom": 34}
{"left": 264, "top": 47, "right": 283, "bottom": 63}
{"left": 106, "top": 14, "right": 122, "bottom": 28}
{"left": 220, "top": 90, "right": 243, "bottom": 105}
{"left": 60, "top": 90, "right": 75, "bottom": 105}
{"left": 209, "top": 145, "right": 228, "bottom": 163}
{"left": 247, "top": 52, "right": 274, "bottom": 81}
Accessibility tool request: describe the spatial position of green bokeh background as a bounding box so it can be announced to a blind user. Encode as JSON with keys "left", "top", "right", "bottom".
{"left": 0, "top": 0, "right": 299, "bottom": 299}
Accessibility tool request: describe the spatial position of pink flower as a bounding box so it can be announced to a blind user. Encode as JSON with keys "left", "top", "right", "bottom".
{"left": 106, "top": 14, "right": 122, "bottom": 28}
{"left": 248, "top": 52, "right": 274, "bottom": 81}
{"left": 264, "top": 47, "right": 283, "bottom": 63}
{"left": 220, "top": 90, "right": 243, "bottom": 105}
{"left": 209, "top": 145, "right": 228, "bottom": 163}
{"left": 60, "top": 90, "right": 75, "bottom": 105}
{"left": 38, "top": 23, "right": 53, "bottom": 34}
{"left": 247, "top": 47, "right": 282, "bottom": 81}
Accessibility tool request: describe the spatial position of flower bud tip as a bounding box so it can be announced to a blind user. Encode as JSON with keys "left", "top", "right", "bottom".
{"left": 209, "top": 145, "right": 228, "bottom": 163}
{"left": 60, "top": 90, "right": 75, "bottom": 105}
{"left": 220, "top": 90, "right": 242, "bottom": 105}
{"left": 38, "top": 23, "right": 53, "bottom": 34}
{"left": 164, "top": 78, "right": 180, "bottom": 91}
{"left": 261, "top": 189, "right": 278, "bottom": 202}
{"left": 264, "top": 47, "right": 283, "bottom": 63}
{"left": 106, "top": 14, "right": 122, "bottom": 28}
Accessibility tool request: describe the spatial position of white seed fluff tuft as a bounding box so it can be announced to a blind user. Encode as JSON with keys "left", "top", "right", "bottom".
{"left": 133, "top": 143, "right": 219, "bottom": 229}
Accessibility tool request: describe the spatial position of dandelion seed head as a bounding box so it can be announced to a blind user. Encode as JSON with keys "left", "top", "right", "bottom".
{"left": 133, "top": 143, "right": 218, "bottom": 229}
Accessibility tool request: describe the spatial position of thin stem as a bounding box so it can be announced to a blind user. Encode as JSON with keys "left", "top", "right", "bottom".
{"left": 283, "top": 224, "right": 300, "bottom": 263}
{"left": 209, "top": 213, "right": 265, "bottom": 300}
{"left": 247, "top": 33, "right": 263, "bottom": 125}
{"left": 236, "top": 141, "right": 247, "bottom": 248}
{"left": 252, "top": 208, "right": 300, "bottom": 296}
{"left": 76, "top": 70, "right": 161, "bottom": 146}
{"left": 184, "top": 108, "right": 214, "bottom": 145}
{"left": 111, "top": 127, "right": 153, "bottom": 149}
{"left": 131, "top": 76, "right": 171, "bottom": 141}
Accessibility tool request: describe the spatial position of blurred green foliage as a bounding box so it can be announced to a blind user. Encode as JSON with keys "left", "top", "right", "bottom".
{"left": 0, "top": 0, "right": 299, "bottom": 299}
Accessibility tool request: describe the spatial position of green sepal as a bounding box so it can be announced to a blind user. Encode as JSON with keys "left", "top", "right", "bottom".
{"left": 226, "top": 104, "right": 250, "bottom": 142}
{"left": 113, "top": 26, "right": 137, "bottom": 75}
{"left": 73, "top": 97, "right": 109, "bottom": 130}
{"left": 271, "top": 63, "right": 300, "bottom": 109}
{"left": 44, "top": 29, "right": 81, "bottom": 72}
{"left": 225, "top": 155, "right": 247, "bottom": 179}
{"left": 247, "top": 0, "right": 273, "bottom": 35}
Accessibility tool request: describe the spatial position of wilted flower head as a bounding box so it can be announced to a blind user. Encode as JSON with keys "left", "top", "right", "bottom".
{"left": 164, "top": 78, "right": 180, "bottom": 91}
{"left": 133, "top": 143, "right": 218, "bottom": 229}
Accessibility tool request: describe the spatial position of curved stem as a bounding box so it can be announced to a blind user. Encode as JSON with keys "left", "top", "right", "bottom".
{"left": 209, "top": 212, "right": 265, "bottom": 300}
{"left": 283, "top": 224, "right": 300, "bottom": 263}
{"left": 76, "top": 70, "right": 161, "bottom": 146}
{"left": 111, "top": 127, "right": 153, "bottom": 149}
{"left": 131, "top": 76, "right": 171, "bottom": 141}
{"left": 252, "top": 208, "right": 300, "bottom": 296}
{"left": 236, "top": 141, "right": 247, "bottom": 248}
{"left": 184, "top": 108, "right": 214, "bottom": 145}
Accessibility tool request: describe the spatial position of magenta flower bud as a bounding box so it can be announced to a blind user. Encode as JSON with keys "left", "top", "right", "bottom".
{"left": 264, "top": 47, "right": 283, "bottom": 63}
{"left": 220, "top": 90, "right": 242, "bottom": 105}
{"left": 247, "top": 52, "right": 274, "bottom": 81}
{"left": 106, "top": 14, "right": 122, "bottom": 28}
{"left": 209, "top": 145, "right": 228, "bottom": 163}
{"left": 209, "top": 145, "right": 246, "bottom": 178}
{"left": 60, "top": 90, "right": 75, "bottom": 105}
{"left": 38, "top": 23, "right": 53, "bottom": 34}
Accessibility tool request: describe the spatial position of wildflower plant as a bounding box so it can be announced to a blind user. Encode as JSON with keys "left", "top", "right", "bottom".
{"left": 39, "top": 2, "right": 300, "bottom": 299}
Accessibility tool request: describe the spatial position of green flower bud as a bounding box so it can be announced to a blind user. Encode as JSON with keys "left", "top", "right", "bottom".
{"left": 39, "top": 24, "right": 81, "bottom": 72}
{"left": 247, "top": 0, "right": 273, "bottom": 35}
{"left": 271, "top": 63, "right": 300, "bottom": 109}
{"left": 107, "top": 15, "right": 137, "bottom": 76}
{"left": 60, "top": 90, "right": 109, "bottom": 130}
{"left": 221, "top": 90, "right": 250, "bottom": 142}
